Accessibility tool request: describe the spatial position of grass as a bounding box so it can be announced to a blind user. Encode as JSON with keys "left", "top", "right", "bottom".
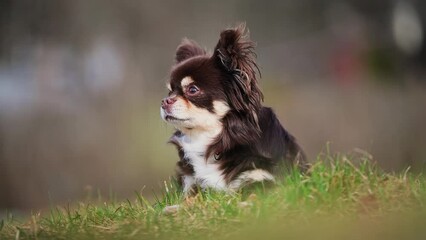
{"left": 1, "top": 150, "right": 425, "bottom": 240}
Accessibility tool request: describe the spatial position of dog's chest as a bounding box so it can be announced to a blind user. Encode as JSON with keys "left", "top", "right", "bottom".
{"left": 177, "top": 133, "right": 227, "bottom": 190}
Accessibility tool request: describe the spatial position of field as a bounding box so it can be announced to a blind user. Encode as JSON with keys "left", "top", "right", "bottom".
{"left": 1, "top": 151, "right": 425, "bottom": 240}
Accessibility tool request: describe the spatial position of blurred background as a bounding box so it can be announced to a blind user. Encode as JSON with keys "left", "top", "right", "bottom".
{"left": 0, "top": 0, "right": 425, "bottom": 213}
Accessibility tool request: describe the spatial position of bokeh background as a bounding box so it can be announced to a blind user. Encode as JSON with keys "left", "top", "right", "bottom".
{"left": 1, "top": 0, "right": 425, "bottom": 213}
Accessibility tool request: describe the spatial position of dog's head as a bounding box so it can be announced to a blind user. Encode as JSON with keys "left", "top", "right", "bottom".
{"left": 161, "top": 25, "right": 263, "bottom": 152}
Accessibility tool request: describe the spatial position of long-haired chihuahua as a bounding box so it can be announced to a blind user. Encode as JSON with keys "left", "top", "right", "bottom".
{"left": 161, "top": 24, "right": 308, "bottom": 194}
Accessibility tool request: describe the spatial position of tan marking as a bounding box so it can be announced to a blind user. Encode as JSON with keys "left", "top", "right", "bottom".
{"left": 181, "top": 76, "right": 194, "bottom": 89}
{"left": 166, "top": 82, "right": 172, "bottom": 91}
{"left": 182, "top": 97, "right": 191, "bottom": 108}
{"left": 213, "top": 101, "right": 230, "bottom": 117}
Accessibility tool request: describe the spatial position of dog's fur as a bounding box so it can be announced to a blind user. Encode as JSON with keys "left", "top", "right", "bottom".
{"left": 161, "top": 25, "right": 308, "bottom": 194}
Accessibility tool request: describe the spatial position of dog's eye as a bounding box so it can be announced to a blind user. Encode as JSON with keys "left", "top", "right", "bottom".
{"left": 187, "top": 85, "right": 199, "bottom": 95}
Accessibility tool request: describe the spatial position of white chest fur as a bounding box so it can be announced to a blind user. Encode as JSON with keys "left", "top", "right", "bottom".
{"left": 175, "top": 129, "right": 275, "bottom": 193}
{"left": 176, "top": 131, "right": 227, "bottom": 191}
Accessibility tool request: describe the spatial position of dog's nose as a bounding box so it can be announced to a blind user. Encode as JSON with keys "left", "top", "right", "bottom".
{"left": 161, "top": 97, "right": 177, "bottom": 109}
{"left": 165, "top": 97, "right": 177, "bottom": 105}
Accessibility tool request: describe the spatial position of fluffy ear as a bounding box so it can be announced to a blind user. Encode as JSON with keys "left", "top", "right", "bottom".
{"left": 175, "top": 38, "right": 206, "bottom": 63}
{"left": 212, "top": 24, "right": 263, "bottom": 132}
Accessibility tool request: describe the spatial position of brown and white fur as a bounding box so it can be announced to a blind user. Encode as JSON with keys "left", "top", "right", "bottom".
{"left": 160, "top": 25, "right": 308, "bottom": 194}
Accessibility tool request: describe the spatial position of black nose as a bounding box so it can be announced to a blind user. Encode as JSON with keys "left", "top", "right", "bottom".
{"left": 161, "top": 97, "right": 177, "bottom": 109}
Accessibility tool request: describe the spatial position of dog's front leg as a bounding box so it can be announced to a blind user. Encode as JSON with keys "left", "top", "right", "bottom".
{"left": 182, "top": 175, "right": 197, "bottom": 196}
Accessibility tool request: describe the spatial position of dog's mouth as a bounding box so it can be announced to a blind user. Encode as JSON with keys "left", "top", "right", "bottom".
{"left": 165, "top": 115, "right": 190, "bottom": 122}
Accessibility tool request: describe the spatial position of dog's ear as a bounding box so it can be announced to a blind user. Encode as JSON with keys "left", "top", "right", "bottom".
{"left": 212, "top": 24, "right": 263, "bottom": 130}
{"left": 175, "top": 38, "right": 206, "bottom": 63}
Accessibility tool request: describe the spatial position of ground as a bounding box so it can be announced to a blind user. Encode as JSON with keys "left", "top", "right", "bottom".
{"left": 1, "top": 151, "right": 425, "bottom": 240}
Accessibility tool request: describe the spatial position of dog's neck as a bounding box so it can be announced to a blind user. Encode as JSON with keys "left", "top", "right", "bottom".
{"left": 174, "top": 127, "right": 228, "bottom": 190}
{"left": 176, "top": 127, "right": 221, "bottom": 158}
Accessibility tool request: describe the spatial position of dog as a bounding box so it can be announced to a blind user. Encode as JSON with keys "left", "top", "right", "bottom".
{"left": 161, "top": 24, "right": 308, "bottom": 194}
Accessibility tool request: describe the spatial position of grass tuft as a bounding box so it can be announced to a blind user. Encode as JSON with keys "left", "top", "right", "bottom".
{"left": 1, "top": 152, "right": 425, "bottom": 239}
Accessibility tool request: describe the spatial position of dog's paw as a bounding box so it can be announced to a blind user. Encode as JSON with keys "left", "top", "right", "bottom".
{"left": 162, "top": 204, "right": 180, "bottom": 215}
